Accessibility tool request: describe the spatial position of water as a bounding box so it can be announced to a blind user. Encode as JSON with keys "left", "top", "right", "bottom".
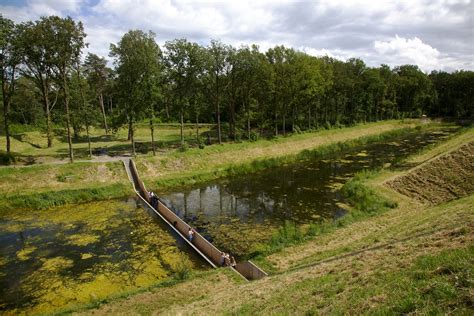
{"left": 0, "top": 199, "right": 207, "bottom": 314}
{"left": 158, "top": 128, "right": 456, "bottom": 256}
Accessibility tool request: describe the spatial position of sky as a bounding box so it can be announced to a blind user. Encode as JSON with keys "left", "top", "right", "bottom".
{"left": 1, "top": 0, "right": 473, "bottom": 72}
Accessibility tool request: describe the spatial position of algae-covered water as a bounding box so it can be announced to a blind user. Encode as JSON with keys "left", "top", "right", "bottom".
{"left": 0, "top": 199, "right": 207, "bottom": 314}
{"left": 158, "top": 128, "right": 457, "bottom": 256}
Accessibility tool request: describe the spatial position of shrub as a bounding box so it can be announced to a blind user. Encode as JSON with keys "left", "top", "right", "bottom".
{"left": 0, "top": 152, "right": 16, "bottom": 165}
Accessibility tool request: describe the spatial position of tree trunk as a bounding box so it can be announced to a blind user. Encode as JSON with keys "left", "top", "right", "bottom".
{"left": 99, "top": 93, "right": 108, "bottom": 134}
{"left": 109, "top": 97, "right": 113, "bottom": 114}
{"left": 76, "top": 64, "right": 91, "bottom": 157}
{"left": 291, "top": 106, "right": 295, "bottom": 132}
{"left": 41, "top": 80, "right": 53, "bottom": 148}
{"left": 282, "top": 113, "right": 286, "bottom": 136}
{"left": 217, "top": 100, "right": 222, "bottom": 144}
{"left": 195, "top": 114, "right": 199, "bottom": 142}
{"left": 62, "top": 73, "right": 74, "bottom": 163}
{"left": 216, "top": 72, "right": 222, "bottom": 145}
{"left": 274, "top": 112, "right": 278, "bottom": 136}
{"left": 150, "top": 117, "right": 156, "bottom": 156}
{"left": 86, "top": 124, "right": 92, "bottom": 158}
{"left": 129, "top": 118, "right": 136, "bottom": 156}
{"left": 180, "top": 109, "right": 184, "bottom": 146}
{"left": 229, "top": 100, "right": 235, "bottom": 140}
{"left": 247, "top": 107, "right": 251, "bottom": 140}
{"left": 308, "top": 107, "right": 311, "bottom": 130}
{"left": 2, "top": 84, "right": 11, "bottom": 153}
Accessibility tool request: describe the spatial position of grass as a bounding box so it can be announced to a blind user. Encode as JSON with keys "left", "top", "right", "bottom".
{"left": 0, "top": 183, "right": 130, "bottom": 211}
{"left": 66, "top": 122, "right": 473, "bottom": 315}
{"left": 0, "top": 123, "right": 213, "bottom": 162}
{"left": 0, "top": 161, "right": 130, "bottom": 211}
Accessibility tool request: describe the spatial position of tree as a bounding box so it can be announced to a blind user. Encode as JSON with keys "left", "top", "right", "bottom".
{"left": 393, "top": 65, "right": 433, "bottom": 117}
{"left": 47, "top": 16, "right": 86, "bottom": 163}
{"left": 18, "top": 18, "right": 58, "bottom": 148}
{"left": 84, "top": 53, "right": 110, "bottom": 134}
{"left": 164, "top": 39, "right": 204, "bottom": 145}
{"left": 70, "top": 63, "right": 96, "bottom": 157}
{"left": 110, "top": 30, "right": 161, "bottom": 155}
{"left": 0, "top": 15, "right": 20, "bottom": 153}
{"left": 207, "top": 39, "right": 229, "bottom": 144}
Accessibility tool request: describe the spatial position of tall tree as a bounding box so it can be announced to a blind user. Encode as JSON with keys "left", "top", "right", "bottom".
{"left": 164, "top": 39, "right": 204, "bottom": 145}
{"left": 84, "top": 53, "right": 110, "bottom": 134}
{"left": 0, "top": 15, "right": 20, "bottom": 153}
{"left": 110, "top": 30, "right": 161, "bottom": 155}
{"left": 207, "top": 39, "right": 229, "bottom": 144}
{"left": 47, "top": 16, "right": 86, "bottom": 163}
{"left": 18, "top": 18, "right": 58, "bottom": 148}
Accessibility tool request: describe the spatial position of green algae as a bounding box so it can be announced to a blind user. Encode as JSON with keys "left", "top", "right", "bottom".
{"left": 0, "top": 198, "right": 207, "bottom": 315}
{"left": 81, "top": 253, "right": 94, "bottom": 260}
{"left": 16, "top": 246, "right": 37, "bottom": 261}
{"left": 67, "top": 233, "right": 100, "bottom": 246}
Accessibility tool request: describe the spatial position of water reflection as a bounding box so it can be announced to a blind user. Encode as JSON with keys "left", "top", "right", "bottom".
{"left": 159, "top": 128, "right": 456, "bottom": 255}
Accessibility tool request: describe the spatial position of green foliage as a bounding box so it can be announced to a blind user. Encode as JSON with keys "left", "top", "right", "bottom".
{"left": 0, "top": 151, "right": 16, "bottom": 165}
{"left": 179, "top": 141, "right": 189, "bottom": 152}
{"left": 341, "top": 170, "right": 397, "bottom": 214}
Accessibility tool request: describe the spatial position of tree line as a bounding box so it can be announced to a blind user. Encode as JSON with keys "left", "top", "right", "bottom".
{"left": 1, "top": 15, "right": 473, "bottom": 161}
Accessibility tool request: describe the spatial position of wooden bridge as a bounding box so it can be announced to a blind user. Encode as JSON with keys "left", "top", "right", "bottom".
{"left": 123, "top": 158, "right": 267, "bottom": 281}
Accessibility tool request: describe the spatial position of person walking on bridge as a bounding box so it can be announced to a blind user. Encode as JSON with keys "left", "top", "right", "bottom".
{"left": 188, "top": 228, "right": 195, "bottom": 242}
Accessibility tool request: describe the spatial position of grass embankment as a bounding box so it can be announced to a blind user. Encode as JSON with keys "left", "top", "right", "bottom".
{"left": 75, "top": 126, "right": 473, "bottom": 315}
{"left": 137, "top": 120, "right": 419, "bottom": 190}
{"left": 0, "top": 162, "right": 130, "bottom": 211}
{"left": 0, "top": 120, "right": 417, "bottom": 211}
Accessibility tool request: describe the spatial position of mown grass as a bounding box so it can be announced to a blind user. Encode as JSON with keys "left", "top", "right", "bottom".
{"left": 0, "top": 123, "right": 213, "bottom": 162}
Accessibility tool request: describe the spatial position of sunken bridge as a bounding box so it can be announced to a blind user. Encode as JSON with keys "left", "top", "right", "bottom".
{"left": 123, "top": 158, "right": 267, "bottom": 281}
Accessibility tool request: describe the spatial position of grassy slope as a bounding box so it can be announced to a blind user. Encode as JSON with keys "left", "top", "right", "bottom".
{"left": 75, "top": 126, "right": 474, "bottom": 315}
{"left": 0, "top": 120, "right": 415, "bottom": 211}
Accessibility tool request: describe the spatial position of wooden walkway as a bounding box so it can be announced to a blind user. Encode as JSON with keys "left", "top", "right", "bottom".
{"left": 123, "top": 159, "right": 267, "bottom": 281}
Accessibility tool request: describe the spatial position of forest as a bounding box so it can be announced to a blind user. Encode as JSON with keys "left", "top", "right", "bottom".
{"left": 1, "top": 15, "right": 473, "bottom": 161}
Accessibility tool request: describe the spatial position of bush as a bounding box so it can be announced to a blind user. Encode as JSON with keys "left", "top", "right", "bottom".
{"left": 341, "top": 170, "right": 397, "bottom": 214}
{"left": 0, "top": 152, "right": 16, "bottom": 165}
{"left": 179, "top": 141, "right": 189, "bottom": 152}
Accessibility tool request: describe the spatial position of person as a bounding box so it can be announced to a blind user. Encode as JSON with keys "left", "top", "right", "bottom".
{"left": 149, "top": 191, "right": 156, "bottom": 207}
{"left": 224, "top": 253, "right": 231, "bottom": 267}
{"left": 220, "top": 252, "right": 226, "bottom": 266}
{"left": 188, "top": 228, "right": 194, "bottom": 242}
{"left": 230, "top": 256, "right": 237, "bottom": 268}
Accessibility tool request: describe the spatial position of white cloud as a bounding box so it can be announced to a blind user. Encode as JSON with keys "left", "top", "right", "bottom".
{"left": 374, "top": 35, "right": 441, "bottom": 72}
{"left": 0, "top": 0, "right": 472, "bottom": 71}
{"left": 299, "top": 47, "right": 356, "bottom": 62}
